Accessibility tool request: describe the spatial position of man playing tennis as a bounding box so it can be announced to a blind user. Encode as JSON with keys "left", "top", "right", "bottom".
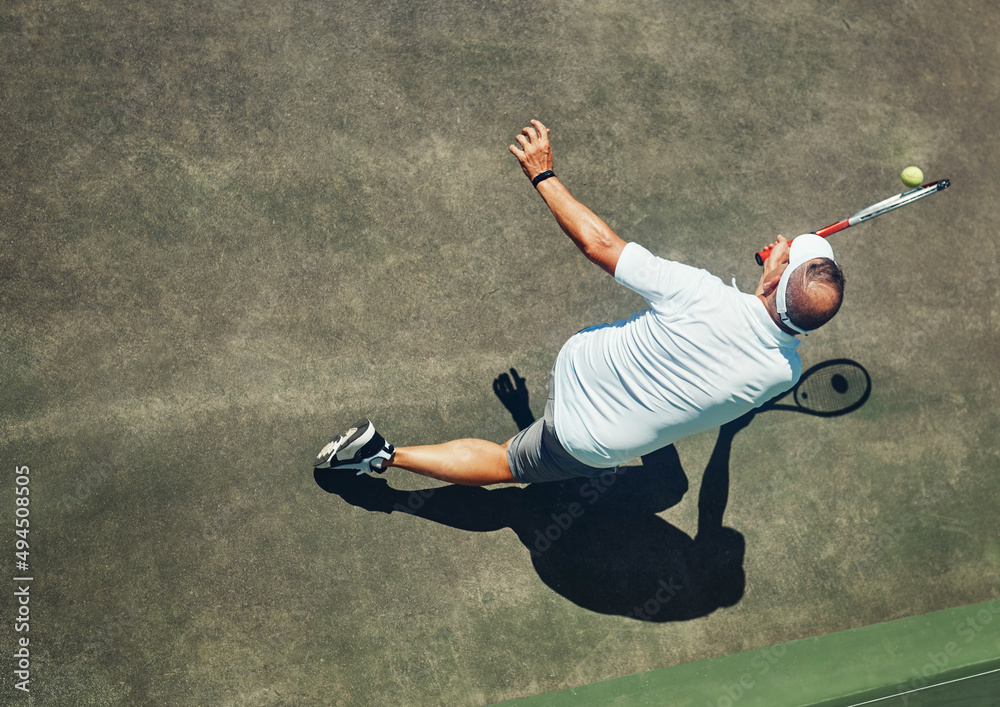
{"left": 315, "top": 120, "right": 845, "bottom": 485}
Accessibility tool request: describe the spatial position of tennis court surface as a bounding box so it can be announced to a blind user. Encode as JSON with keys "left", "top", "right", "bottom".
{"left": 2, "top": 1, "right": 998, "bottom": 704}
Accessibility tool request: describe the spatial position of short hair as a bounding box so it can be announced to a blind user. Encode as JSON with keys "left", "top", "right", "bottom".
{"left": 786, "top": 259, "right": 845, "bottom": 331}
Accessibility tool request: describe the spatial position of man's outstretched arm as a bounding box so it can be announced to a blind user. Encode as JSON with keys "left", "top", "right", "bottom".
{"left": 509, "top": 119, "right": 627, "bottom": 276}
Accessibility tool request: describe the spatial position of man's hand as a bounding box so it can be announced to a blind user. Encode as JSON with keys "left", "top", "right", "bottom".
{"left": 508, "top": 119, "right": 626, "bottom": 275}
{"left": 509, "top": 119, "right": 553, "bottom": 181}
{"left": 755, "top": 235, "right": 791, "bottom": 296}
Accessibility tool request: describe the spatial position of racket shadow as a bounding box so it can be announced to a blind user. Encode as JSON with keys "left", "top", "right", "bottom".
{"left": 760, "top": 358, "right": 872, "bottom": 418}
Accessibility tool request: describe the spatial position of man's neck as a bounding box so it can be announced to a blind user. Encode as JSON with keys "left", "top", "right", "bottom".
{"left": 756, "top": 294, "right": 800, "bottom": 337}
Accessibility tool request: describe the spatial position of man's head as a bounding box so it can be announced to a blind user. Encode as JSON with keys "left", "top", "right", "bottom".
{"left": 763, "top": 234, "right": 845, "bottom": 335}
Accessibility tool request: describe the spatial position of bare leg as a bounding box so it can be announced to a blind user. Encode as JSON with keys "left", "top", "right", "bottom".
{"left": 384, "top": 438, "right": 518, "bottom": 486}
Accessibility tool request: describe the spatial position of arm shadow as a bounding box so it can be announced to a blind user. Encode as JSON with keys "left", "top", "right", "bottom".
{"left": 493, "top": 367, "right": 535, "bottom": 431}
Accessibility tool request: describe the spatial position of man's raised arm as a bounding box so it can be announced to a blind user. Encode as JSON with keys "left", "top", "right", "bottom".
{"left": 509, "top": 119, "right": 627, "bottom": 276}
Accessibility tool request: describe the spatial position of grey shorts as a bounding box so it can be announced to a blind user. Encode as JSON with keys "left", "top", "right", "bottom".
{"left": 506, "top": 375, "right": 618, "bottom": 484}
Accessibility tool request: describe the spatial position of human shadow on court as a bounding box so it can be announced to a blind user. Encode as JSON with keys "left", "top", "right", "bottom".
{"left": 315, "top": 361, "right": 869, "bottom": 621}
{"left": 316, "top": 368, "right": 747, "bottom": 621}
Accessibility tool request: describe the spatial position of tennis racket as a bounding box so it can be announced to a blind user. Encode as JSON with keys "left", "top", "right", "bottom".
{"left": 755, "top": 179, "right": 951, "bottom": 265}
{"left": 760, "top": 359, "right": 871, "bottom": 417}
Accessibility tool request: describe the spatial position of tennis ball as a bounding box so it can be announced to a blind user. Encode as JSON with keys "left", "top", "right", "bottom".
{"left": 901, "top": 166, "right": 923, "bottom": 188}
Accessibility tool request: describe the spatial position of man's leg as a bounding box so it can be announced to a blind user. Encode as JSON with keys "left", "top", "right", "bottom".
{"left": 384, "top": 438, "right": 517, "bottom": 486}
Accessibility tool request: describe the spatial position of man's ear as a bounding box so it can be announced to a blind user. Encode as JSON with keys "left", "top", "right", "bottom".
{"left": 760, "top": 274, "right": 782, "bottom": 298}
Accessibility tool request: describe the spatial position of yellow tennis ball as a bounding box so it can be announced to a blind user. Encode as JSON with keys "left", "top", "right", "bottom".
{"left": 901, "top": 166, "right": 923, "bottom": 188}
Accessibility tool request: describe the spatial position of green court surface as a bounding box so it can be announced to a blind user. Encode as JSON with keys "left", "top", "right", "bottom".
{"left": 1, "top": 1, "right": 998, "bottom": 705}
{"left": 492, "top": 598, "right": 1000, "bottom": 706}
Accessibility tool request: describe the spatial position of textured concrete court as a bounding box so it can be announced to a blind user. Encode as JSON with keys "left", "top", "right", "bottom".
{"left": 1, "top": 1, "right": 998, "bottom": 704}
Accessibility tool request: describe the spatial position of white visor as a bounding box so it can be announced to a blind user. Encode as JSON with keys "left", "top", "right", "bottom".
{"left": 775, "top": 234, "right": 837, "bottom": 335}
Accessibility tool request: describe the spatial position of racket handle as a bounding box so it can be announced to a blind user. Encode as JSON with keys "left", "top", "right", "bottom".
{"left": 755, "top": 220, "right": 850, "bottom": 266}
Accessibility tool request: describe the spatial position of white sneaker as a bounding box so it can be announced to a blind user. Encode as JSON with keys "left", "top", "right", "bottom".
{"left": 314, "top": 419, "right": 394, "bottom": 475}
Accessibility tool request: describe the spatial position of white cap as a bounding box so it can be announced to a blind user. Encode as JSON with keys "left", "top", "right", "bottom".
{"left": 775, "top": 234, "right": 837, "bottom": 335}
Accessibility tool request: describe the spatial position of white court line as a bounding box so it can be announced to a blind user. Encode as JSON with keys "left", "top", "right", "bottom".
{"left": 845, "top": 666, "right": 1000, "bottom": 706}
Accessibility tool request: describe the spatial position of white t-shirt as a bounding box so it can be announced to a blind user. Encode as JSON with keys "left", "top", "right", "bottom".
{"left": 552, "top": 242, "right": 802, "bottom": 468}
